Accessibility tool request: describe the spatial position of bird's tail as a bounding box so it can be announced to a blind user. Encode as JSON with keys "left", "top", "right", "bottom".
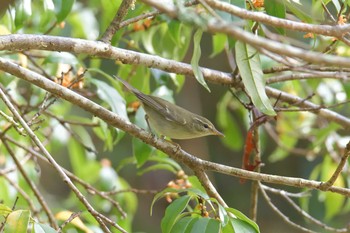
{"left": 114, "top": 75, "right": 142, "bottom": 96}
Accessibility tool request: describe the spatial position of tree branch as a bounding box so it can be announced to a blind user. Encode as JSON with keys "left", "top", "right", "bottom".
{"left": 141, "top": 0, "right": 350, "bottom": 65}
{"left": 203, "top": 0, "right": 350, "bottom": 38}
{"left": 0, "top": 34, "right": 350, "bottom": 128}
{"left": 1, "top": 58, "right": 350, "bottom": 197}
{"left": 0, "top": 72, "right": 123, "bottom": 233}
{"left": 100, "top": 0, "right": 135, "bottom": 43}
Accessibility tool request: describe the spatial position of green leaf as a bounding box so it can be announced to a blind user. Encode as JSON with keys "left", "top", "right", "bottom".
{"left": 161, "top": 195, "right": 192, "bottom": 233}
{"left": 117, "top": 66, "right": 151, "bottom": 96}
{"left": 138, "top": 23, "right": 192, "bottom": 61}
{"left": 0, "top": 178, "right": 11, "bottom": 205}
{"left": 230, "top": 218, "right": 258, "bottom": 233}
{"left": 191, "top": 29, "right": 210, "bottom": 92}
{"left": 311, "top": 0, "right": 325, "bottom": 22}
{"left": 235, "top": 41, "right": 276, "bottom": 116}
{"left": 14, "top": 0, "right": 32, "bottom": 29}
{"left": 90, "top": 78, "right": 129, "bottom": 121}
{"left": 168, "top": 21, "right": 182, "bottom": 44}
{"left": 173, "top": 74, "right": 186, "bottom": 93}
{"left": 321, "top": 156, "right": 345, "bottom": 220}
{"left": 68, "top": 137, "right": 100, "bottom": 183}
{"left": 231, "top": 0, "right": 245, "bottom": 8}
{"left": 265, "top": 0, "right": 285, "bottom": 35}
{"left": 171, "top": 217, "right": 220, "bottom": 233}
{"left": 222, "top": 219, "right": 235, "bottom": 233}
{"left": 269, "top": 134, "right": 297, "bottom": 162}
{"left": 211, "top": 34, "right": 227, "bottom": 57}
{"left": 5, "top": 210, "right": 30, "bottom": 233}
{"left": 284, "top": 0, "right": 313, "bottom": 23}
{"left": 151, "top": 188, "right": 182, "bottom": 216}
{"left": 32, "top": 222, "right": 58, "bottom": 233}
{"left": 137, "top": 163, "right": 178, "bottom": 175}
{"left": 171, "top": 217, "right": 197, "bottom": 233}
{"left": 330, "top": 0, "right": 341, "bottom": 12}
{"left": 187, "top": 176, "right": 208, "bottom": 197}
{"left": 192, "top": 218, "right": 220, "bottom": 233}
{"left": 132, "top": 137, "right": 154, "bottom": 167}
{"left": 217, "top": 93, "right": 243, "bottom": 150}
{"left": 0, "top": 204, "right": 12, "bottom": 216}
{"left": 134, "top": 106, "right": 148, "bottom": 133}
{"left": 150, "top": 155, "right": 183, "bottom": 171}
{"left": 53, "top": 0, "right": 74, "bottom": 22}
{"left": 92, "top": 118, "right": 114, "bottom": 151}
{"left": 226, "top": 208, "right": 260, "bottom": 233}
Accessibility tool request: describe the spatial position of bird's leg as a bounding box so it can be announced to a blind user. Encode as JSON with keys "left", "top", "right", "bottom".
{"left": 145, "top": 114, "right": 155, "bottom": 138}
{"left": 161, "top": 137, "right": 181, "bottom": 153}
{"left": 172, "top": 142, "right": 181, "bottom": 154}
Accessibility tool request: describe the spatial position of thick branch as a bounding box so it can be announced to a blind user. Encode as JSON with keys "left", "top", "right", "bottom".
{"left": 204, "top": 0, "right": 350, "bottom": 37}
{"left": 0, "top": 68, "right": 120, "bottom": 233}
{"left": 0, "top": 34, "right": 233, "bottom": 84}
{"left": 0, "top": 34, "right": 350, "bottom": 128}
{"left": 1, "top": 58, "right": 350, "bottom": 197}
{"left": 141, "top": 0, "right": 350, "bottom": 65}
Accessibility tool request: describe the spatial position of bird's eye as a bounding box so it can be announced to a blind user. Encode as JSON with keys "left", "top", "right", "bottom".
{"left": 203, "top": 124, "right": 209, "bottom": 129}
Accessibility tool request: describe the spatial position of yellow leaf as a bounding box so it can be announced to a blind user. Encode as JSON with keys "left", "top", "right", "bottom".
{"left": 55, "top": 210, "right": 93, "bottom": 233}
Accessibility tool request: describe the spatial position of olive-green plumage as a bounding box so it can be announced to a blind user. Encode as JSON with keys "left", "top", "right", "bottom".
{"left": 115, "top": 76, "right": 224, "bottom": 139}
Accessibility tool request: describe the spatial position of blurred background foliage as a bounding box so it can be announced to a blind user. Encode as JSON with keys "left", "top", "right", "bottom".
{"left": 0, "top": 0, "right": 350, "bottom": 232}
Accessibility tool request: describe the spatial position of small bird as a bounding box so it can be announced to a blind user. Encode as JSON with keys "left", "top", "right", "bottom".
{"left": 114, "top": 76, "right": 224, "bottom": 139}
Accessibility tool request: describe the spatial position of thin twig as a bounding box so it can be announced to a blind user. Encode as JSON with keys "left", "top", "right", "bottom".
{"left": 0, "top": 172, "right": 39, "bottom": 216}
{"left": 57, "top": 211, "right": 82, "bottom": 233}
{"left": 249, "top": 110, "right": 261, "bottom": 221}
{"left": 3, "top": 134, "right": 128, "bottom": 220}
{"left": 1, "top": 140, "right": 58, "bottom": 229}
{"left": 260, "top": 184, "right": 310, "bottom": 198}
{"left": 193, "top": 170, "right": 227, "bottom": 207}
{"left": 100, "top": 0, "right": 136, "bottom": 43}
{"left": 2, "top": 56, "right": 350, "bottom": 197}
{"left": 319, "top": 141, "right": 350, "bottom": 191}
{"left": 259, "top": 183, "right": 318, "bottom": 233}
{"left": 262, "top": 184, "right": 350, "bottom": 232}
{"left": 0, "top": 85, "right": 122, "bottom": 232}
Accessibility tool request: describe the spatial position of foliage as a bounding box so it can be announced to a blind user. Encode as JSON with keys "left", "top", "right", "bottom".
{"left": 0, "top": 0, "right": 350, "bottom": 233}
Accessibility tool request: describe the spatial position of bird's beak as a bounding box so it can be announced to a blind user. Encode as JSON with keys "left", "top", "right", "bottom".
{"left": 213, "top": 128, "right": 225, "bottom": 137}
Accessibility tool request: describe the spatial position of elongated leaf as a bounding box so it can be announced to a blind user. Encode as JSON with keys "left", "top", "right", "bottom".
{"left": 171, "top": 217, "right": 197, "bottom": 233}
{"left": 137, "top": 163, "right": 178, "bottom": 175}
{"left": 172, "top": 217, "right": 221, "bottom": 233}
{"left": 14, "top": 0, "right": 32, "bottom": 29}
{"left": 0, "top": 204, "right": 12, "bottom": 216}
{"left": 211, "top": 34, "right": 227, "bottom": 57}
{"left": 226, "top": 208, "right": 260, "bottom": 233}
{"left": 5, "top": 210, "right": 30, "bottom": 233}
{"left": 53, "top": 0, "right": 74, "bottom": 22}
{"left": 151, "top": 188, "right": 181, "bottom": 216}
{"left": 90, "top": 79, "right": 128, "bottom": 121}
{"left": 161, "top": 195, "right": 192, "bottom": 233}
{"left": 284, "top": 0, "right": 313, "bottom": 23}
{"left": 235, "top": 41, "right": 276, "bottom": 116}
{"left": 265, "top": 0, "right": 286, "bottom": 35}
{"left": 32, "top": 222, "right": 58, "bottom": 233}
{"left": 191, "top": 218, "right": 220, "bottom": 233}
{"left": 217, "top": 93, "right": 243, "bottom": 150}
{"left": 230, "top": 219, "right": 258, "bottom": 233}
{"left": 132, "top": 137, "right": 153, "bottom": 167}
{"left": 191, "top": 29, "right": 210, "bottom": 92}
